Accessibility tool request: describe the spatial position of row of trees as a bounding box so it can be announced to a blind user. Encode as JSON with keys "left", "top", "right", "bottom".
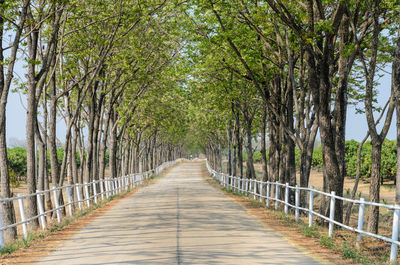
{"left": 182, "top": 0, "right": 400, "bottom": 235}
{"left": 1, "top": 0, "right": 400, "bottom": 244}
{"left": 0, "top": 0, "right": 190, "bottom": 242}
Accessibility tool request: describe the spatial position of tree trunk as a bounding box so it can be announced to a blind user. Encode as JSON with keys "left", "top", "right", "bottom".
{"left": 245, "top": 118, "right": 256, "bottom": 179}
{"left": 367, "top": 143, "right": 382, "bottom": 233}
{"left": 0, "top": 111, "right": 16, "bottom": 240}
{"left": 26, "top": 79, "right": 39, "bottom": 229}
{"left": 71, "top": 124, "right": 79, "bottom": 185}
{"left": 99, "top": 113, "right": 110, "bottom": 180}
{"left": 394, "top": 18, "right": 400, "bottom": 205}
{"left": 35, "top": 125, "right": 46, "bottom": 210}
{"left": 261, "top": 105, "right": 268, "bottom": 182}
{"left": 109, "top": 110, "right": 118, "bottom": 179}
{"left": 227, "top": 121, "right": 233, "bottom": 176}
{"left": 84, "top": 86, "right": 97, "bottom": 183}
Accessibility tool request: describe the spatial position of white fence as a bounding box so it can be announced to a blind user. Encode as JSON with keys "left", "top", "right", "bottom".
{"left": 206, "top": 160, "right": 400, "bottom": 263}
{"left": 0, "top": 159, "right": 182, "bottom": 248}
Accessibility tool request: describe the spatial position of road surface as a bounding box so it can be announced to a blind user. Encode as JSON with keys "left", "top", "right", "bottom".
{"left": 36, "top": 162, "right": 325, "bottom": 265}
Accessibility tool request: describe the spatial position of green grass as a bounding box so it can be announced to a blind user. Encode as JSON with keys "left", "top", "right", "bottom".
{"left": 319, "top": 235, "right": 335, "bottom": 248}
{"left": 249, "top": 200, "right": 264, "bottom": 208}
{"left": 300, "top": 224, "right": 319, "bottom": 238}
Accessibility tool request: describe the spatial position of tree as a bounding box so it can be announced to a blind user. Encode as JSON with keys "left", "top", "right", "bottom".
{"left": 0, "top": 0, "right": 30, "bottom": 241}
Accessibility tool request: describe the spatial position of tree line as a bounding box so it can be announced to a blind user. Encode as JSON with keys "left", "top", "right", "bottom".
{"left": 1, "top": 0, "right": 400, "bottom": 244}
{"left": 0, "top": 0, "right": 190, "bottom": 243}
{"left": 181, "top": 0, "right": 400, "bottom": 236}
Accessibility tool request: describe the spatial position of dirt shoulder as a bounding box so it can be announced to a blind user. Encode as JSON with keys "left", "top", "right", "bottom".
{"left": 0, "top": 167, "right": 174, "bottom": 265}
{"left": 201, "top": 165, "right": 353, "bottom": 265}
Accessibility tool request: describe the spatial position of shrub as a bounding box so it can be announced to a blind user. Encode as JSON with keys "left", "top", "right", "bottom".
{"left": 312, "top": 146, "right": 323, "bottom": 169}
{"left": 7, "top": 147, "right": 27, "bottom": 178}
{"left": 344, "top": 139, "right": 396, "bottom": 181}
{"left": 381, "top": 140, "right": 396, "bottom": 181}
{"left": 253, "top": 150, "right": 262, "bottom": 163}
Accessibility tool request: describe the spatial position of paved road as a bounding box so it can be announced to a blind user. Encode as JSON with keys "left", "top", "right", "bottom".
{"left": 36, "top": 162, "right": 324, "bottom": 265}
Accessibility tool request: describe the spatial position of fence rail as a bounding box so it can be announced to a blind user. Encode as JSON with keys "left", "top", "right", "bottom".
{"left": 206, "top": 160, "right": 400, "bottom": 263}
{"left": 0, "top": 159, "right": 182, "bottom": 248}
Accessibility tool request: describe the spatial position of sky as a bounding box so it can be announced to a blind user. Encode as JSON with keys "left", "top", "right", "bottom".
{"left": 6, "top": 58, "right": 67, "bottom": 147}
{"left": 345, "top": 66, "right": 395, "bottom": 141}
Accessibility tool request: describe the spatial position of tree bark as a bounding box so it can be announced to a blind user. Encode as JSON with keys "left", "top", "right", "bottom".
{"left": 109, "top": 110, "right": 118, "bottom": 179}
{"left": 227, "top": 121, "right": 233, "bottom": 176}
{"left": 261, "top": 105, "right": 268, "bottom": 182}
{"left": 395, "top": 17, "right": 400, "bottom": 205}
{"left": 244, "top": 116, "right": 256, "bottom": 179}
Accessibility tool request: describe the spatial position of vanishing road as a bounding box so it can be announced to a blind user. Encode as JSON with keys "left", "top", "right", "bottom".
{"left": 36, "top": 162, "right": 324, "bottom": 265}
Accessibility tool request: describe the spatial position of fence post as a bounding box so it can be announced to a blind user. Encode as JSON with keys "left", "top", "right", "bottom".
{"left": 100, "top": 180, "right": 104, "bottom": 200}
{"left": 241, "top": 178, "right": 244, "bottom": 194}
{"left": 328, "top": 191, "right": 336, "bottom": 237}
{"left": 309, "top": 186, "right": 314, "bottom": 227}
{"left": 266, "top": 182, "right": 270, "bottom": 207}
{"left": 253, "top": 180, "right": 257, "bottom": 200}
{"left": 390, "top": 207, "right": 400, "bottom": 263}
{"left": 275, "top": 182, "right": 279, "bottom": 210}
{"left": 104, "top": 180, "right": 108, "bottom": 198}
{"left": 0, "top": 212, "right": 4, "bottom": 248}
{"left": 66, "top": 185, "right": 73, "bottom": 217}
{"left": 75, "top": 184, "right": 82, "bottom": 210}
{"left": 92, "top": 182, "right": 98, "bottom": 204}
{"left": 84, "top": 183, "right": 90, "bottom": 207}
{"left": 356, "top": 198, "right": 365, "bottom": 248}
{"left": 236, "top": 177, "right": 239, "bottom": 192}
{"left": 52, "top": 187, "right": 62, "bottom": 223}
{"left": 259, "top": 182, "right": 263, "bottom": 202}
{"left": 284, "top": 183, "right": 289, "bottom": 214}
{"left": 245, "top": 179, "right": 249, "bottom": 195}
{"left": 105, "top": 180, "right": 109, "bottom": 197}
{"left": 295, "top": 185, "right": 300, "bottom": 222}
{"left": 17, "top": 194, "right": 28, "bottom": 239}
{"left": 36, "top": 191, "right": 46, "bottom": 230}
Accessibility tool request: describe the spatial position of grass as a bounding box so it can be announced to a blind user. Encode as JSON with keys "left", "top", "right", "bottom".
{"left": 300, "top": 224, "right": 319, "bottom": 238}
{"left": 319, "top": 235, "right": 335, "bottom": 248}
